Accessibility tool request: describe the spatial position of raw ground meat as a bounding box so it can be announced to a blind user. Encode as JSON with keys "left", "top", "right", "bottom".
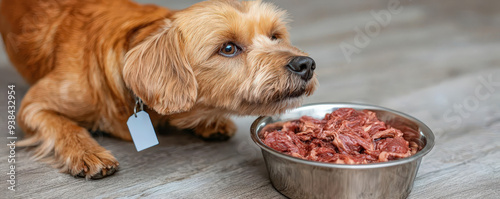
{"left": 261, "top": 108, "right": 418, "bottom": 164}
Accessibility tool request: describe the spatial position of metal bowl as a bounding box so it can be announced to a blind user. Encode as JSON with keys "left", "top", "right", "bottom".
{"left": 250, "top": 103, "right": 435, "bottom": 199}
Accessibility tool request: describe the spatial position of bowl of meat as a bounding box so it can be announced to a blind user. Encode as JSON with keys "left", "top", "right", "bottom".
{"left": 250, "top": 103, "right": 435, "bottom": 199}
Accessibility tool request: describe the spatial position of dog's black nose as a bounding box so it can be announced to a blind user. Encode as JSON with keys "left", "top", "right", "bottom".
{"left": 286, "top": 56, "right": 316, "bottom": 81}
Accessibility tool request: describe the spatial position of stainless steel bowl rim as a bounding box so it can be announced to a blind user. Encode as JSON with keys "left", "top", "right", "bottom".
{"left": 250, "top": 102, "right": 435, "bottom": 169}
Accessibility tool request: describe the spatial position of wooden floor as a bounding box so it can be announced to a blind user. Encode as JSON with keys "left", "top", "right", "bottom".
{"left": 1, "top": 0, "right": 499, "bottom": 198}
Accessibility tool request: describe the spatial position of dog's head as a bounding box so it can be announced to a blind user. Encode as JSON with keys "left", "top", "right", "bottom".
{"left": 123, "top": 0, "right": 318, "bottom": 116}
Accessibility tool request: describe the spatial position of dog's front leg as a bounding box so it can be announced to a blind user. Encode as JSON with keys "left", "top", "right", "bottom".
{"left": 18, "top": 77, "right": 119, "bottom": 179}
{"left": 167, "top": 108, "right": 237, "bottom": 141}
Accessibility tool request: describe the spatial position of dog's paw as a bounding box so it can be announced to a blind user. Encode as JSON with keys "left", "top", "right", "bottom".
{"left": 63, "top": 149, "right": 119, "bottom": 179}
{"left": 195, "top": 118, "right": 237, "bottom": 141}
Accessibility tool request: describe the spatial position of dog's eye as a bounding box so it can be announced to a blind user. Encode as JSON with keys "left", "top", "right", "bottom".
{"left": 271, "top": 34, "right": 278, "bottom": 40}
{"left": 219, "top": 42, "right": 240, "bottom": 57}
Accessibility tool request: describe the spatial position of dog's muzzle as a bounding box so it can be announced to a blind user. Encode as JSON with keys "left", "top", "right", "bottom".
{"left": 286, "top": 56, "right": 316, "bottom": 81}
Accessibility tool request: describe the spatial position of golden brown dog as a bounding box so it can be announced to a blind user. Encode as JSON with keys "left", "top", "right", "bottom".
{"left": 0, "top": 0, "right": 317, "bottom": 179}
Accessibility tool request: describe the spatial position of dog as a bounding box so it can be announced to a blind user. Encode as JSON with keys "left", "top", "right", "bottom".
{"left": 0, "top": 0, "right": 317, "bottom": 179}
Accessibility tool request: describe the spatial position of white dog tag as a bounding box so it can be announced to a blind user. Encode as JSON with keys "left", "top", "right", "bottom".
{"left": 127, "top": 111, "right": 159, "bottom": 151}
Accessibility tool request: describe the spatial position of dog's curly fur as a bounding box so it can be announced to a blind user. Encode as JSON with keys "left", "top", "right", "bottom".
{"left": 0, "top": 0, "right": 317, "bottom": 179}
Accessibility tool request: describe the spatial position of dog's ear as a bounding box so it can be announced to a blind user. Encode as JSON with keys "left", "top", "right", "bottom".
{"left": 123, "top": 23, "right": 197, "bottom": 115}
